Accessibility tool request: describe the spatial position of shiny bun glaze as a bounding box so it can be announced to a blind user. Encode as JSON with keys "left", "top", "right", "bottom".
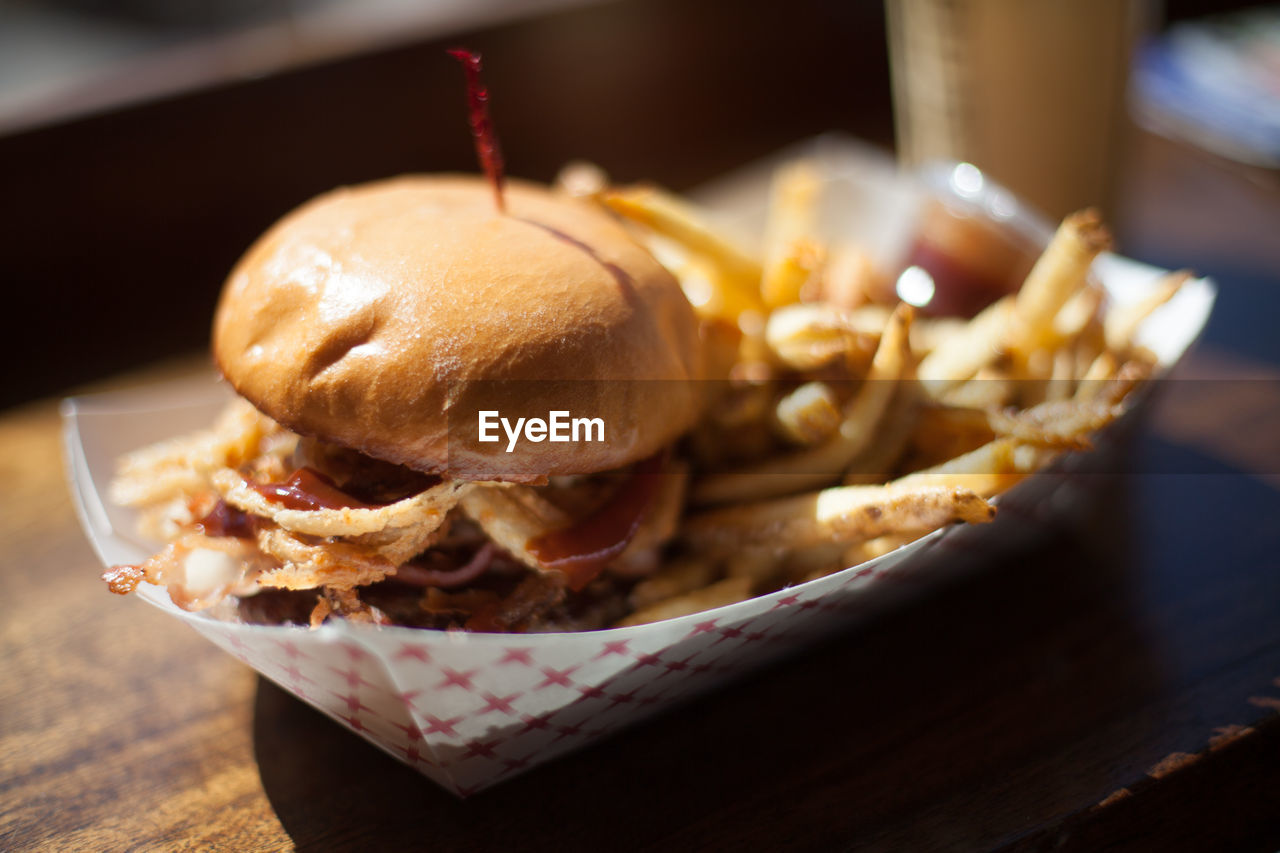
{"left": 213, "top": 175, "right": 704, "bottom": 483}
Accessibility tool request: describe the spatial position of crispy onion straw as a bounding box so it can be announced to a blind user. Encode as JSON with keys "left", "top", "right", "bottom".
{"left": 111, "top": 399, "right": 285, "bottom": 507}
{"left": 460, "top": 485, "right": 572, "bottom": 569}
{"left": 255, "top": 527, "right": 398, "bottom": 591}
{"left": 211, "top": 469, "right": 470, "bottom": 538}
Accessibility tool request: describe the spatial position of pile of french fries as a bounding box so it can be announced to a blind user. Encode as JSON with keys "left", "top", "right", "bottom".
{"left": 565, "top": 161, "right": 1188, "bottom": 626}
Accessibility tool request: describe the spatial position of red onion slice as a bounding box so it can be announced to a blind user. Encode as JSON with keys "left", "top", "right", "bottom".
{"left": 393, "top": 543, "right": 497, "bottom": 589}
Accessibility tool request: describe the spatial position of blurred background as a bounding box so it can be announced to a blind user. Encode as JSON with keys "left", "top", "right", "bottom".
{"left": 0, "top": 0, "right": 1277, "bottom": 408}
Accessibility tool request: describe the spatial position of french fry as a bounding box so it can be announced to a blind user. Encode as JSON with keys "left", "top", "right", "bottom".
{"left": 894, "top": 437, "right": 1033, "bottom": 498}
{"left": 763, "top": 238, "right": 825, "bottom": 311}
{"left": 937, "top": 365, "right": 1016, "bottom": 410}
{"left": 836, "top": 531, "right": 924, "bottom": 574}
{"left": 761, "top": 161, "right": 823, "bottom": 307}
{"left": 818, "top": 245, "right": 881, "bottom": 309}
{"left": 841, "top": 375, "right": 921, "bottom": 484}
{"left": 1104, "top": 270, "right": 1190, "bottom": 353}
{"left": 764, "top": 303, "right": 878, "bottom": 371}
{"left": 726, "top": 546, "right": 786, "bottom": 584}
{"left": 1071, "top": 311, "right": 1108, "bottom": 382}
{"left": 619, "top": 576, "right": 755, "bottom": 626}
{"left": 603, "top": 185, "right": 764, "bottom": 318}
{"left": 689, "top": 465, "right": 833, "bottom": 509}
{"left": 629, "top": 556, "right": 722, "bottom": 610}
{"left": 1013, "top": 284, "right": 1104, "bottom": 405}
{"left": 1079, "top": 349, "right": 1121, "bottom": 387}
{"left": 1076, "top": 351, "right": 1157, "bottom": 405}
{"left": 986, "top": 396, "right": 1125, "bottom": 450}
{"left": 1008, "top": 209, "right": 1112, "bottom": 357}
{"left": 910, "top": 316, "right": 969, "bottom": 357}
{"left": 712, "top": 379, "right": 776, "bottom": 429}
{"left": 775, "top": 381, "right": 842, "bottom": 445}
{"left": 904, "top": 404, "right": 996, "bottom": 468}
{"left": 1054, "top": 284, "right": 1104, "bottom": 340}
{"left": 798, "top": 534, "right": 914, "bottom": 583}
{"left": 844, "top": 304, "right": 900, "bottom": 334}
{"left": 1043, "top": 345, "right": 1080, "bottom": 403}
{"left": 694, "top": 304, "right": 914, "bottom": 505}
{"left": 684, "top": 480, "right": 995, "bottom": 552}
{"left": 918, "top": 295, "right": 1015, "bottom": 388}
{"left": 782, "top": 540, "right": 849, "bottom": 583}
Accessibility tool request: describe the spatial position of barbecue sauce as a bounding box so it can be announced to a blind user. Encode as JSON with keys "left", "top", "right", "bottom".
{"left": 249, "top": 467, "right": 384, "bottom": 511}
{"left": 197, "top": 500, "right": 255, "bottom": 539}
{"left": 527, "top": 453, "right": 664, "bottom": 591}
{"left": 900, "top": 202, "right": 1038, "bottom": 319}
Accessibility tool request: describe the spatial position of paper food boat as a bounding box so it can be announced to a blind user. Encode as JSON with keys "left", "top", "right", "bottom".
{"left": 63, "top": 138, "right": 1216, "bottom": 796}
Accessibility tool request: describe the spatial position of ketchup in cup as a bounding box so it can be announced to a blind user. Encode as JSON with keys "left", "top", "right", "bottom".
{"left": 895, "top": 199, "right": 1040, "bottom": 319}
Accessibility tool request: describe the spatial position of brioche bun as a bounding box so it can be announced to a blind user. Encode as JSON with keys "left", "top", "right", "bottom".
{"left": 213, "top": 175, "right": 703, "bottom": 483}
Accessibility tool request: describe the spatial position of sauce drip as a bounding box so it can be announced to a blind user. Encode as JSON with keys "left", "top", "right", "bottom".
{"left": 250, "top": 467, "right": 385, "bottom": 512}
{"left": 295, "top": 437, "right": 440, "bottom": 504}
{"left": 448, "top": 48, "right": 505, "bottom": 213}
{"left": 527, "top": 453, "right": 664, "bottom": 591}
{"left": 518, "top": 218, "right": 636, "bottom": 291}
{"left": 197, "top": 500, "right": 255, "bottom": 539}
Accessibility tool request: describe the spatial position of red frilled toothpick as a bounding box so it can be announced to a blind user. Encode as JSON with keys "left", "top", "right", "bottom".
{"left": 448, "top": 48, "right": 506, "bottom": 214}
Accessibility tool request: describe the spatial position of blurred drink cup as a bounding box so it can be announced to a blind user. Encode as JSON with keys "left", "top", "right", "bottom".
{"left": 886, "top": 0, "right": 1144, "bottom": 220}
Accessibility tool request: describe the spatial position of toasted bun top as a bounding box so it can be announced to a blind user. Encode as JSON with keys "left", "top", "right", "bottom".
{"left": 212, "top": 175, "right": 704, "bottom": 482}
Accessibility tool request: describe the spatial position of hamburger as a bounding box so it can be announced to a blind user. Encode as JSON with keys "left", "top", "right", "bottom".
{"left": 108, "top": 173, "right": 707, "bottom": 631}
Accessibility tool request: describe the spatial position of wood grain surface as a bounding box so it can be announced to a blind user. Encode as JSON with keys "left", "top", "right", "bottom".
{"left": 2, "top": 368, "right": 284, "bottom": 851}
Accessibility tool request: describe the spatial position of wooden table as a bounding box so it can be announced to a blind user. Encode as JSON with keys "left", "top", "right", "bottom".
{"left": 3, "top": 2, "right": 1280, "bottom": 851}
